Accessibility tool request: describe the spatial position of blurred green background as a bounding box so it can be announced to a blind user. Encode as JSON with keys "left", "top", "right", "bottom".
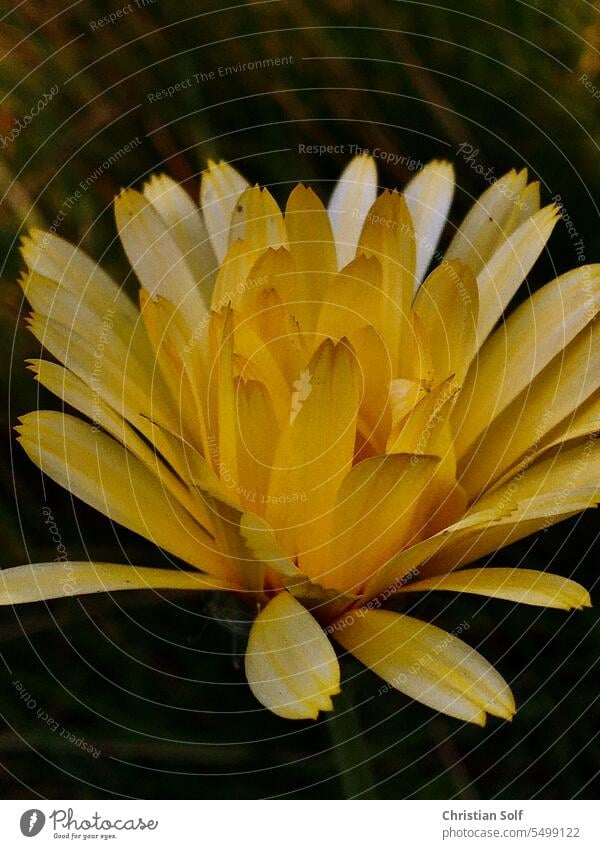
{"left": 0, "top": 0, "right": 598, "bottom": 799}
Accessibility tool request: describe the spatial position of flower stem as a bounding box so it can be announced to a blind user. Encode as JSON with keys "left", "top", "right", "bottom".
{"left": 327, "top": 677, "right": 378, "bottom": 799}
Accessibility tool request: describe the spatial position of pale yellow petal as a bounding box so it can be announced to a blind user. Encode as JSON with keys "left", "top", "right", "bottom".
{"left": 245, "top": 591, "right": 340, "bottom": 719}
{"left": 423, "top": 488, "right": 600, "bottom": 576}
{"left": 143, "top": 173, "right": 217, "bottom": 301}
{"left": 26, "top": 311, "right": 175, "bottom": 433}
{"left": 328, "top": 153, "right": 378, "bottom": 268}
{"left": 445, "top": 168, "right": 529, "bottom": 275}
{"left": 403, "top": 160, "right": 455, "bottom": 285}
{"left": 20, "top": 270, "right": 148, "bottom": 371}
{"left": 453, "top": 265, "right": 600, "bottom": 457}
{"left": 115, "top": 187, "right": 207, "bottom": 326}
{"left": 27, "top": 358, "right": 206, "bottom": 525}
{"left": 460, "top": 322, "right": 600, "bottom": 498}
{"left": 333, "top": 609, "right": 515, "bottom": 724}
{"left": 476, "top": 204, "right": 559, "bottom": 346}
{"left": 398, "top": 567, "right": 591, "bottom": 610}
{"left": 0, "top": 562, "right": 235, "bottom": 605}
{"left": 20, "top": 229, "right": 138, "bottom": 325}
{"left": 200, "top": 159, "right": 249, "bottom": 262}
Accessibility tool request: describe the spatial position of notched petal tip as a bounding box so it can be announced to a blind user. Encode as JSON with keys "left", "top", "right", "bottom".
{"left": 245, "top": 591, "right": 341, "bottom": 720}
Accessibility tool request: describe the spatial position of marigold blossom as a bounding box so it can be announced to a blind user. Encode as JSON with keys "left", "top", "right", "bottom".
{"left": 3, "top": 155, "right": 598, "bottom": 722}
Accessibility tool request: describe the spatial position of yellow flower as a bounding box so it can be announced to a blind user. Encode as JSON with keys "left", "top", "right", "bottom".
{"left": 3, "top": 155, "right": 597, "bottom": 724}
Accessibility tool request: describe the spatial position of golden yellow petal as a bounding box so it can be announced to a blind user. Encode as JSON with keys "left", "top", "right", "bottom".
{"left": 413, "top": 259, "right": 479, "bottom": 386}
{"left": 16, "top": 411, "right": 227, "bottom": 577}
{"left": 228, "top": 185, "right": 287, "bottom": 253}
{"left": 266, "top": 338, "right": 359, "bottom": 566}
{"left": 318, "top": 453, "right": 439, "bottom": 593}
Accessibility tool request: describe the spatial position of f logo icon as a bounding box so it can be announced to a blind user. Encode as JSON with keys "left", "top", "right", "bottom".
{"left": 20, "top": 810, "right": 45, "bottom": 837}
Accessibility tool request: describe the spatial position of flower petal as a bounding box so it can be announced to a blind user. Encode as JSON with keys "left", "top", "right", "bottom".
{"left": 333, "top": 609, "right": 515, "bottom": 724}
{"left": 114, "top": 188, "right": 208, "bottom": 330}
{"left": 245, "top": 590, "right": 340, "bottom": 719}
{"left": 200, "top": 159, "right": 249, "bottom": 262}
{"left": 459, "top": 322, "right": 600, "bottom": 498}
{"left": 475, "top": 204, "right": 559, "bottom": 346}
{"left": 328, "top": 153, "right": 378, "bottom": 268}
{"left": 423, "top": 488, "right": 600, "bottom": 576}
{"left": 143, "top": 173, "right": 217, "bottom": 301}
{"left": 228, "top": 185, "right": 286, "bottom": 253}
{"left": 318, "top": 453, "right": 439, "bottom": 593}
{"left": 0, "top": 562, "right": 234, "bottom": 605}
{"left": 453, "top": 264, "right": 600, "bottom": 457}
{"left": 16, "top": 411, "right": 228, "bottom": 577}
{"left": 413, "top": 259, "right": 478, "bottom": 385}
{"left": 20, "top": 229, "right": 138, "bottom": 325}
{"left": 398, "top": 567, "right": 591, "bottom": 610}
{"left": 445, "top": 168, "right": 530, "bottom": 276}
{"left": 27, "top": 358, "right": 205, "bottom": 524}
{"left": 403, "top": 159, "right": 455, "bottom": 286}
{"left": 266, "top": 338, "right": 359, "bottom": 565}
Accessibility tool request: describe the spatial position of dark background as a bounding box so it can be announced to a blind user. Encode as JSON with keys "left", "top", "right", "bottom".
{"left": 0, "top": 0, "right": 598, "bottom": 798}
